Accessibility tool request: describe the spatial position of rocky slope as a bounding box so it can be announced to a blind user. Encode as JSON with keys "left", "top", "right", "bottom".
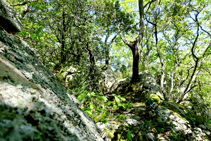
{"left": 97, "top": 71, "right": 210, "bottom": 141}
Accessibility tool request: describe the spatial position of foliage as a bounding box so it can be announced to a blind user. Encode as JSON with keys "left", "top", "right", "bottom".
{"left": 77, "top": 91, "right": 132, "bottom": 123}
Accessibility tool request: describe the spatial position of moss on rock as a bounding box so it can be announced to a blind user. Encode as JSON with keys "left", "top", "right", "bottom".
{"left": 145, "top": 93, "right": 163, "bottom": 105}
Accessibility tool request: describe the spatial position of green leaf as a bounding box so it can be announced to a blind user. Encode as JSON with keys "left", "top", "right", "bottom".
{"left": 77, "top": 94, "right": 86, "bottom": 100}
{"left": 151, "top": 66, "right": 156, "bottom": 70}
{"left": 119, "top": 114, "right": 126, "bottom": 119}
{"left": 112, "top": 104, "right": 118, "bottom": 109}
{"left": 107, "top": 101, "right": 112, "bottom": 105}
{"left": 90, "top": 92, "right": 95, "bottom": 96}
{"left": 128, "top": 103, "right": 133, "bottom": 107}
{"left": 90, "top": 103, "right": 94, "bottom": 109}
{"left": 122, "top": 104, "right": 128, "bottom": 109}
{"left": 99, "top": 96, "right": 108, "bottom": 101}
{"left": 115, "top": 96, "right": 121, "bottom": 105}
{"left": 85, "top": 110, "right": 92, "bottom": 117}
{"left": 120, "top": 97, "right": 126, "bottom": 101}
{"left": 83, "top": 108, "right": 92, "bottom": 117}
{"left": 98, "top": 113, "right": 106, "bottom": 121}
{"left": 97, "top": 110, "right": 102, "bottom": 114}
{"left": 126, "top": 130, "right": 132, "bottom": 141}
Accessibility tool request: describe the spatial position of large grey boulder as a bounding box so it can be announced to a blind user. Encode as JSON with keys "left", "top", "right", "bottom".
{"left": 0, "top": 1, "right": 103, "bottom": 140}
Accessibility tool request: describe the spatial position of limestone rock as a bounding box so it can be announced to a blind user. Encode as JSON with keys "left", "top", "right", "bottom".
{"left": 110, "top": 77, "right": 131, "bottom": 93}
{"left": 138, "top": 70, "right": 161, "bottom": 96}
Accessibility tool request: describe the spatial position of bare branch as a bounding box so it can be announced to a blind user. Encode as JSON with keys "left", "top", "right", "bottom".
{"left": 183, "top": 84, "right": 198, "bottom": 97}
{"left": 138, "top": 0, "right": 144, "bottom": 41}
{"left": 189, "top": 11, "right": 200, "bottom": 60}
{"left": 146, "top": 17, "right": 167, "bottom": 100}
{"left": 180, "top": 66, "right": 193, "bottom": 87}
{"left": 199, "top": 26, "right": 211, "bottom": 58}
{"left": 104, "top": 29, "right": 110, "bottom": 44}
{"left": 200, "top": 26, "right": 211, "bottom": 37}
{"left": 169, "top": 60, "right": 181, "bottom": 95}
{"left": 144, "top": 0, "right": 156, "bottom": 12}
{"left": 202, "top": 67, "right": 211, "bottom": 77}
{"left": 108, "top": 31, "right": 120, "bottom": 46}
{"left": 178, "top": 10, "right": 204, "bottom": 103}
{"left": 117, "top": 25, "right": 134, "bottom": 48}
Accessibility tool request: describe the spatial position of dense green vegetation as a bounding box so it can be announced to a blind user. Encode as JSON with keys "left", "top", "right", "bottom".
{"left": 8, "top": 0, "right": 211, "bottom": 140}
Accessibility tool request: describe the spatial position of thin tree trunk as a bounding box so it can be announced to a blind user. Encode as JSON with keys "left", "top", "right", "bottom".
{"left": 132, "top": 42, "right": 140, "bottom": 82}
{"left": 60, "top": 10, "right": 67, "bottom": 64}
{"left": 104, "top": 31, "right": 119, "bottom": 70}
{"left": 86, "top": 43, "right": 96, "bottom": 89}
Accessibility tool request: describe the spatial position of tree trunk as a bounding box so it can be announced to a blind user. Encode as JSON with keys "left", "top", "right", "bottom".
{"left": 105, "top": 45, "right": 109, "bottom": 69}
{"left": 60, "top": 34, "right": 66, "bottom": 64}
{"left": 131, "top": 42, "right": 140, "bottom": 83}
{"left": 60, "top": 10, "right": 67, "bottom": 64}
{"left": 118, "top": 33, "right": 141, "bottom": 83}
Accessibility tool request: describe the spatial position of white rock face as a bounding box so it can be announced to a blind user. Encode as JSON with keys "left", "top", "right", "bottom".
{"left": 0, "top": 1, "right": 103, "bottom": 140}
